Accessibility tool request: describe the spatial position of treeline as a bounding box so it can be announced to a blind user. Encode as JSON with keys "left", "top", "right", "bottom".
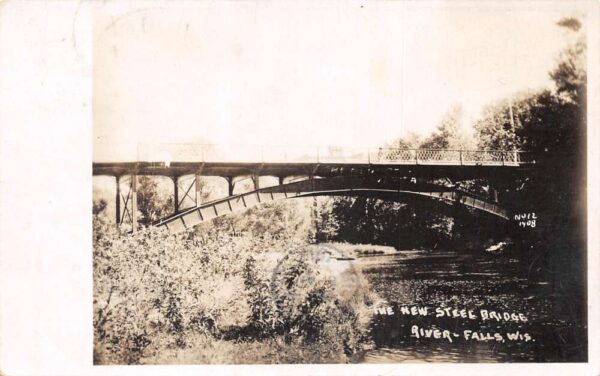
{"left": 316, "top": 18, "right": 586, "bottom": 256}
{"left": 315, "top": 196, "right": 506, "bottom": 250}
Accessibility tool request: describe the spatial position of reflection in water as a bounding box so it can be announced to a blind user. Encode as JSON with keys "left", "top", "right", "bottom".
{"left": 354, "top": 250, "right": 586, "bottom": 363}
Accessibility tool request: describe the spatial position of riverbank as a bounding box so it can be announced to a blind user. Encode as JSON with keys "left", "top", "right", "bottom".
{"left": 93, "top": 218, "right": 379, "bottom": 364}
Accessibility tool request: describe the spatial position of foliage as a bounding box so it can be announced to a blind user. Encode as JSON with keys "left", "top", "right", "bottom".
{"left": 134, "top": 176, "right": 212, "bottom": 226}
{"left": 317, "top": 103, "right": 482, "bottom": 249}
{"left": 384, "top": 131, "right": 422, "bottom": 149}
{"left": 93, "top": 209, "right": 376, "bottom": 364}
{"left": 241, "top": 250, "right": 375, "bottom": 352}
{"left": 421, "top": 105, "right": 473, "bottom": 149}
{"left": 319, "top": 17, "right": 587, "bottom": 256}
{"left": 475, "top": 17, "right": 586, "bottom": 160}
{"left": 136, "top": 176, "right": 175, "bottom": 225}
{"left": 325, "top": 104, "right": 480, "bottom": 251}
{"left": 318, "top": 196, "right": 463, "bottom": 250}
{"left": 474, "top": 88, "right": 582, "bottom": 162}
{"left": 551, "top": 18, "right": 586, "bottom": 102}
{"left": 472, "top": 18, "right": 587, "bottom": 322}
{"left": 383, "top": 106, "right": 473, "bottom": 151}
{"left": 207, "top": 198, "right": 315, "bottom": 243}
{"left": 473, "top": 17, "right": 586, "bottom": 224}
{"left": 93, "top": 198, "right": 107, "bottom": 216}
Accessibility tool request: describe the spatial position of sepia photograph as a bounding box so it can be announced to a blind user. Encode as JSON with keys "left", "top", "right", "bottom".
{"left": 89, "top": 1, "right": 591, "bottom": 365}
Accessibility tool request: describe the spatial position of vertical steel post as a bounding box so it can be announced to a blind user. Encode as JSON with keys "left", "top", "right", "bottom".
{"left": 252, "top": 175, "right": 260, "bottom": 190}
{"left": 173, "top": 176, "right": 179, "bottom": 213}
{"left": 278, "top": 176, "right": 284, "bottom": 186}
{"left": 226, "top": 177, "right": 234, "bottom": 196}
{"left": 115, "top": 175, "right": 121, "bottom": 227}
{"left": 131, "top": 174, "right": 137, "bottom": 233}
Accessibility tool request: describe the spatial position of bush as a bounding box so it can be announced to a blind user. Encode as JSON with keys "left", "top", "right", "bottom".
{"left": 93, "top": 213, "right": 377, "bottom": 364}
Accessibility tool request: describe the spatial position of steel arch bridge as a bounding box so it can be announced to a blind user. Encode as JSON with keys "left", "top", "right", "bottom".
{"left": 92, "top": 146, "right": 532, "bottom": 233}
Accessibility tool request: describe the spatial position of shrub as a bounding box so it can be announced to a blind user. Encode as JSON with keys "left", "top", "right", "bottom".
{"left": 93, "top": 211, "right": 377, "bottom": 364}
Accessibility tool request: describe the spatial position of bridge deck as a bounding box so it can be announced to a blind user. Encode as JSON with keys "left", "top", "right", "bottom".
{"left": 93, "top": 148, "right": 528, "bottom": 178}
{"left": 93, "top": 160, "right": 528, "bottom": 179}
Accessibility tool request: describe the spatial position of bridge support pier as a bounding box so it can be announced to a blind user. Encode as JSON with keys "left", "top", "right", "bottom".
{"left": 115, "top": 175, "right": 121, "bottom": 227}
{"left": 252, "top": 175, "right": 260, "bottom": 190}
{"left": 225, "top": 177, "right": 234, "bottom": 196}
{"left": 278, "top": 176, "right": 284, "bottom": 185}
{"left": 131, "top": 174, "right": 137, "bottom": 233}
{"left": 172, "top": 176, "right": 179, "bottom": 213}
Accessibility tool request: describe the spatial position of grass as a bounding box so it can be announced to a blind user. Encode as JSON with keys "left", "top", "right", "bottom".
{"left": 138, "top": 333, "right": 350, "bottom": 364}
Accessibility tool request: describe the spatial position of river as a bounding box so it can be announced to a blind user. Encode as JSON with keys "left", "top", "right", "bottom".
{"left": 352, "top": 249, "right": 586, "bottom": 363}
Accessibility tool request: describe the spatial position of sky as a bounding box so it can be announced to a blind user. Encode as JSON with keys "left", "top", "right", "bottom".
{"left": 92, "top": 1, "right": 582, "bottom": 162}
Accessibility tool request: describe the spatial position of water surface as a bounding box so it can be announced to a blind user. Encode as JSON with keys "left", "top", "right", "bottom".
{"left": 355, "top": 250, "right": 586, "bottom": 362}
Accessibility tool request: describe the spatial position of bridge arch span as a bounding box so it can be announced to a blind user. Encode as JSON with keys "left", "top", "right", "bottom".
{"left": 155, "top": 176, "right": 509, "bottom": 234}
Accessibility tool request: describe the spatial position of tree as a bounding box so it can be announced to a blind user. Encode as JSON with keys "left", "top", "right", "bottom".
{"left": 472, "top": 18, "right": 587, "bottom": 328}
{"left": 473, "top": 89, "right": 575, "bottom": 157}
{"left": 93, "top": 199, "right": 108, "bottom": 216}
{"left": 475, "top": 17, "right": 585, "bottom": 163}
{"left": 322, "top": 105, "right": 480, "bottom": 249}
{"left": 386, "top": 131, "right": 422, "bottom": 149}
{"left": 551, "top": 17, "right": 586, "bottom": 105}
{"left": 137, "top": 176, "right": 174, "bottom": 225}
{"left": 420, "top": 105, "right": 472, "bottom": 149}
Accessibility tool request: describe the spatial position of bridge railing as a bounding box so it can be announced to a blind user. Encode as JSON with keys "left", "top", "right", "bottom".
{"left": 134, "top": 143, "right": 524, "bottom": 166}
{"left": 373, "top": 148, "right": 521, "bottom": 165}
